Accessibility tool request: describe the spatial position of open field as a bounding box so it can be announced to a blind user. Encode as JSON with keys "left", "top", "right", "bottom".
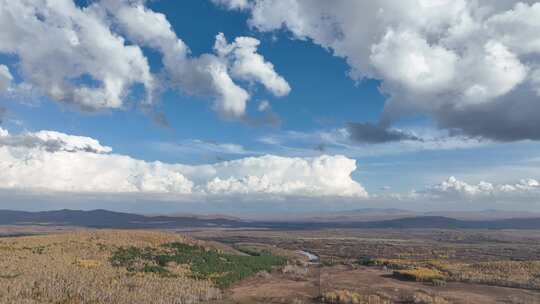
{"left": 228, "top": 264, "right": 540, "bottom": 304}
{"left": 185, "top": 228, "right": 540, "bottom": 263}
{"left": 0, "top": 230, "right": 284, "bottom": 304}
{"left": 187, "top": 228, "right": 540, "bottom": 303}
{"left": 1, "top": 227, "right": 540, "bottom": 303}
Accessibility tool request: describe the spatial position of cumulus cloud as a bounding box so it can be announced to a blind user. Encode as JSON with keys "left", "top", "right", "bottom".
{"left": 204, "top": 154, "right": 366, "bottom": 196}
{"left": 0, "top": 0, "right": 289, "bottom": 118}
{"left": 98, "top": 2, "right": 289, "bottom": 118}
{"left": 214, "top": 33, "right": 291, "bottom": 97}
{"left": 97, "top": 1, "right": 245, "bottom": 116}
{"left": 0, "top": 128, "right": 366, "bottom": 198}
{"left": 346, "top": 122, "right": 421, "bottom": 144}
{"left": 2, "top": 127, "right": 540, "bottom": 211}
{"left": 217, "top": 0, "right": 540, "bottom": 141}
{"left": 424, "top": 176, "right": 540, "bottom": 198}
{"left": 0, "top": 0, "right": 154, "bottom": 110}
{"left": 485, "top": 2, "right": 540, "bottom": 55}
{"left": 0, "top": 128, "right": 112, "bottom": 153}
{"left": 348, "top": 176, "right": 540, "bottom": 211}
{"left": 0, "top": 64, "right": 12, "bottom": 92}
{"left": 370, "top": 29, "right": 459, "bottom": 95}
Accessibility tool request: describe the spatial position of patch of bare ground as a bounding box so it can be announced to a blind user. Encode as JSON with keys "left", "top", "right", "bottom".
{"left": 229, "top": 265, "right": 540, "bottom": 304}
{"left": 228, "top": 270, "right": 318, "bottom": 303}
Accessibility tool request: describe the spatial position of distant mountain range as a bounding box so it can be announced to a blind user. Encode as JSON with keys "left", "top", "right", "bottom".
{"left": 288, "top": 208, "right": 417, "bottom": 222}
{"left": 0, "top": 209, "right": 540, "bottom": 230}
{"left": 292, "top": 208, "right": 540, "bottom": 222}
{"left": 0, "top": 209, "right": 241, "bottom": 229}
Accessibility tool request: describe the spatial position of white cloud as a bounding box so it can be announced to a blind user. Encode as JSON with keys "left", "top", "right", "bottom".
{"left": 426, "top": 176, "right": 494, "bottom": 197}
{"left": 2, "top": 127, "right": 540, "bottom": 211}
{"left": 99, "top": 2, "right": 289, "bottom": 118}
{"left": 220, "top": 0, "right": 540, "bottom": 140}
{"left": 215, "top": 33, "right": 291, "bottom": 97}
{"left": 345, "top": 175, "right": 540, "bottom": 211}
{"left": 0, "top": 0, "right": 154, "bottom": 110}
{"left": 0, "top": 147, "right": 195, "bottom": 194}
{"left": 0, "top": 128, "right": 111, "bottom": 153}
{"left": 194, "top": 54, "right": 250, "bottom": 118}
{"left": 211, "top": 0, "right": 250, "bottom": 10}
{"left": 424, "top": 176, "right": 540, "bottom": 198}
{"left": 0, "top": 128, "right": 366, "bottom": 198}
{"left": 486, "top": 2, "right": 540, "bottom": 55}
{"left": 460, "top": 40, "right": 527, "bottom": 104}
{"left": 370, "top": 29, "right": 458, "bottom": 94}
{"left": 0, "top": 0, "right": 289, "bottom": 118}
{"left": 204, "top": 154, "right": 366, "bottom": 197}
{"left": 0, "top": 64, "right": 12, "bottom": 91}
{"left": 99, "top": 0, "right": 188, "bottom": 59}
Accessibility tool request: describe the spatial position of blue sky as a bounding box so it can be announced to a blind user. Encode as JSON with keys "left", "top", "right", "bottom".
{"left": 1, "top": 0, "right": 540, "bottom": 214}
{"left": 5, "top": 0, "right": 384, "bottom": 156}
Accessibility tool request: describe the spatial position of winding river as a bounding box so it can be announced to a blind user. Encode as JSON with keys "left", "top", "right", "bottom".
{"left": 298, "top": 250, "right": 319, "bottom": 262}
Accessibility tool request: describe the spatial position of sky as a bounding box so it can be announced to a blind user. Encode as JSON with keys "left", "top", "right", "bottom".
{"left": 1, "top": 0, "right": 540, "bottom": 216}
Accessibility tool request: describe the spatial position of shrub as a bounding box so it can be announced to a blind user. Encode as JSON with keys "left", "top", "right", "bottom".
{"left": 110, "top": 241, "right": 287, "bottom": 288}
{"left": 392, "top": 267, "right": 446, "bottom": 282}
{"left": 359, "top": 258, "right": 417, "bottom": 270}
{"left": 431, "top": 279, "right": 447, "bottom": 287}
{"left": 410, "top": 291, "right": 449, "bottom": 304}
{"left": 357, "top": 257, "right": 377, "bottom": 266}
{"left": 442, "top": 260, "right": 540, "bottom": 290}
{"left": 282, "top": 264, "right": 309, "bottom": 281}
{"left": 321, "top": 290, "right": 390, "bottom": 304}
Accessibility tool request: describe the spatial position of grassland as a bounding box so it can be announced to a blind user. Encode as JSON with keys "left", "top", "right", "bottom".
{"left": 2, "top": 227, "right": 540, "bottom": 303}
{"left": 188, "top": 228, "right": 540, "bottom": 303}
{"left": 358, "top": 257, "right": 540, "bottom": 289}
{"left": 432, "top": 260, "right": 540, "bottom": 289}
{"left": 0, "top": 230, "right": 285, "bottom": 304}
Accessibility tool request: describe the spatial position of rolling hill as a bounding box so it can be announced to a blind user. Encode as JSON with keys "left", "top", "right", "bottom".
{"left": 1, "top": 209, "right": 540, "bottom": 230}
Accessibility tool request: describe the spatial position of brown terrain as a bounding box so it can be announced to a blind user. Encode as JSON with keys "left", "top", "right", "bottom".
{"left": 188, "top": 228, "right": 540, "bottom": 303}
{"left": 1, "top": 226, "right": 540, "bottom": 303}
{"left": 229, "top": 265, "right": 540, "bottom": 304}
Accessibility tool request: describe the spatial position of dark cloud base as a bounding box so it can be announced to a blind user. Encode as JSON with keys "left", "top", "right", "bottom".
{"left": 346, "top": 122, "right": 421, "bottom": 144}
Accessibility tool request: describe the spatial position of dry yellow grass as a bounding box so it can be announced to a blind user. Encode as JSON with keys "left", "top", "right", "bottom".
{"left": 365, "top": 257, "right": 540, "bottom": 290}
{"left": 410, "top": 291, "right": 449, "bottom": 304}
{"left": 0, "top": 230, "right": 221, "bottom": 304}
{"left": 321, "top": 290, "right": 390, "bottom": 304}
{"left": 440, "top": 260, "right": 540, "bottom": 290}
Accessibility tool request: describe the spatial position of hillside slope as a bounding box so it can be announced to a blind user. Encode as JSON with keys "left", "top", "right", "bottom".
{"left": 0, "top": 230, "right": 284, "bottom": 304}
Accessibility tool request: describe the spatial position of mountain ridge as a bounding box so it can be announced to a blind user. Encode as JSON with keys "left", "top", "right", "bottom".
{"left": 1, "top": 209, "right": 540, "bottom": 230}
